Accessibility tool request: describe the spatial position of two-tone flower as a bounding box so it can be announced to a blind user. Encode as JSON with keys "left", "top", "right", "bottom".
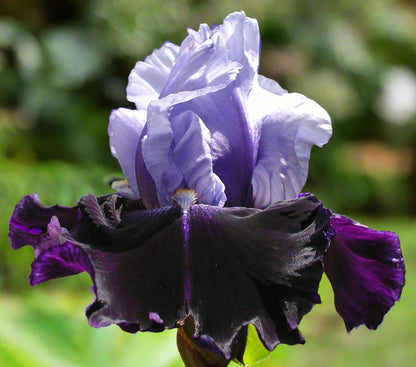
{"left": 9, "top": 11, "right": 404, "bottom": 365}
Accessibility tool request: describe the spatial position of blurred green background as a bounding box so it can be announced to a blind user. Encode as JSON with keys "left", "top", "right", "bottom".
{"left": 0, "top": 0, "right": 415, "bottom": 366}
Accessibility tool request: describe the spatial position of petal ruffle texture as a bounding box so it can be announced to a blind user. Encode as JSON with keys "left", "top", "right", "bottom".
{"left": 324, "top": 215, "right": 405, "bottom": 331}
{"left": 127, "top": 42, "right": 180, "bottom": 110}
{"left": 159, "top": 28, "right": 241, "bottom": 101}
{"left": 217, "top": 12, "right": 259, "bottom": 92}
{"left": 9, "top": 194, "right": 78, "bottom": 250}
{"left": 250, "top": 90, "right": 332, "bottom": 208}
{"left": 11, "top": 193, "right": 332, "bottom": 359}
{"left": 30, "top": 240, "right": 94, "bottom": 286}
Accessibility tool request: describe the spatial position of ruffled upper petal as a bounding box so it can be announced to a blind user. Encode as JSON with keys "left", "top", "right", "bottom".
{"left": 109, "top": 108, "right": 147, "bottom": 198}
{"left": 217, "top": 11, "right": 260, "bottom": 92}
{"left": 250, "top": 91, "right": 332, "bottom": 208}
{"left": 159, "top": 28, "right": 241, "bottom": 102}
{"left": 127, "top": 42, "right": 179, "bottom": 109}
{"left": 324, "top": 215, "right": 405, "bottom": 331}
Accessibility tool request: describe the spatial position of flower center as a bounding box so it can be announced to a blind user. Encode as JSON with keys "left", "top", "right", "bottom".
{"left": 171, "top": 189, "right": 198, "bottom": 211}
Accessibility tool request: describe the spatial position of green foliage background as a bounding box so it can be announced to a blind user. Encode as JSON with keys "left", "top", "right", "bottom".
{"left": 0, "top": 0, "right": 415, "bottom": 366}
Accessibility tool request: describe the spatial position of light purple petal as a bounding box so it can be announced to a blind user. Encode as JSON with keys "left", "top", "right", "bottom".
{"left": 324, "top": 215, "right": 405, "bottom": 331}
{"left": 126, "top": 42, "right": 179, "bottom": 109}
{"left": 217, "top": 11, "right": 260, "bottom": 92}
{"left": 159, "top": 30, "right": 241, "bottom": 102}
{"left": 142, "top": 102, "right": 226, "bottom": 206}
{"left": 109, "top": 108, "right": 146, "bottom": 199}
{"left": 257, "top": 74, "right": 287, "bottom": 96}
{"left": 250, "top": 91, "right": 332, "bottom": 208}
{"left": 182, "top": 86, "right": 254, "bottom": 207}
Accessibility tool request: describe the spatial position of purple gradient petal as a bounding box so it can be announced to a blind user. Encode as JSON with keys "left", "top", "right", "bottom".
{"left": 9, "top": 194, "right": 78, "bottom": 249}
{"left": 324, "top": 215, "right": 405, "bottom": 331}
{"left": 109, "top": 108, "right": 147, "bottom": 198}
{"left": 127, "top": 42, "right": 179, "bottom": 109}
{"left": 182, "top": 86, "right": 254, "bottom": 207}
{"left": 142, "top": 104, "right": 226, "bottom": 206}
{"left": 250, "top": 92, "right": 332, "bottom": 208}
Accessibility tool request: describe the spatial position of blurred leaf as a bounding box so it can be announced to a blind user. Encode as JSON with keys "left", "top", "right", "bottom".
{"left": 43, "top": 28, "right": 106, "bottom": 88}
{"left": 241, "top": 325, "right": 272, "bottom": 366}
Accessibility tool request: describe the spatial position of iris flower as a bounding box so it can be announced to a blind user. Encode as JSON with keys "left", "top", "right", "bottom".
{"left": 9, "top": 11, "right": 404, "bottom": 366}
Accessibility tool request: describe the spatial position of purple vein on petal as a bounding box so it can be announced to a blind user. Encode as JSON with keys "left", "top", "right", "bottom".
{"left": 182, "top": 210, "right": 192, "bottom": 306}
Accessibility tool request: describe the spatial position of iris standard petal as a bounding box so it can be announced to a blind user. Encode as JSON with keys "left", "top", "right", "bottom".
{"left": 109, "top": 108, "right": 147, "bottom": 198}
{"left": 142, "top": 102, "right": 226, "bottom": 207}
{"left": 159, "top": 29, "right": 241, "bottom": 102}
{"left": 126, "top": 42, "right": 179, "bottom": 109}
{"left": 62, "top": 193, "right": 332, "bottom": 359}
{"left": 250, "top": 92, "right": 332, "bottom": 208}
{"left": 324, "top": 215, "right": 405, "bottom": 331}
{"left": 257, "top": 74, "right": 287, "bottom": 96}
{"left": 183, "top": 86, "right": 254, "bottom": 207}
{"left": 9, "top": 194, "right": 78, "bottom": 250}
{"left": 217, "top": 11, "right": 259, "bottom": 92}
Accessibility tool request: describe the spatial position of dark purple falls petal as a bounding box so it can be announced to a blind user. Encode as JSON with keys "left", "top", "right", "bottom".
{"left": 73, "top": 193, "right": 331, "bottom": 359}
{"left": 9, "top": 194, "right": 79, "bottom": 250}
{"left": 324, "top": 215, "right": 405, "bottom": 331}
{"left": 30, "top": 241, "right": 94, "bottom": 286}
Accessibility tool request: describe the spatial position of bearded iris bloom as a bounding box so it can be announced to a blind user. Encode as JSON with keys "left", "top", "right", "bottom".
{"left": 9, "top": 11, "right": 404, "bottom": 365}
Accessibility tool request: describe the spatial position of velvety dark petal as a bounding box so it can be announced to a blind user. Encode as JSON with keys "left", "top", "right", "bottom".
{"left": 80, "top": 205, "right": 187, "bottom": 332}
{"left": 30, "top": 241, "right": 94, "bottom": 286}
{"left": 324, "top": 215, "right": 405, "bottom": 331}
{"left": 75, "top": 193, "right": 330, "bottom": 359}
{"left": 187, "top": 194, "right": 331, "bottom": 357}
{"left": 9, "top": 194, "right": 78, "bottom": 249}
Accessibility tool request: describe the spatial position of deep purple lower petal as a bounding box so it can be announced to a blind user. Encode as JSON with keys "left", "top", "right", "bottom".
{"left": 10, "top": 192, "right": 331, "bottom": 360}
{"left": 187, "top": 195, "right": 331, "bottom": 356}
{"left": 75, "top": 193, "right": 331, "bottom": 359}
{"left": 324, "top": 215, "right": 405, "bottom": 331}
{"left": 30, "top": 242, "right": 94, "bottom": 286}
{"left": 9, "top": 194, "right": 79, "bottom": 249}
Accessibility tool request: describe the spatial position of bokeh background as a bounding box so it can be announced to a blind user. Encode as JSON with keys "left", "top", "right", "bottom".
{"left": 0, "top": 0, "right": 415, "bottom": 366}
